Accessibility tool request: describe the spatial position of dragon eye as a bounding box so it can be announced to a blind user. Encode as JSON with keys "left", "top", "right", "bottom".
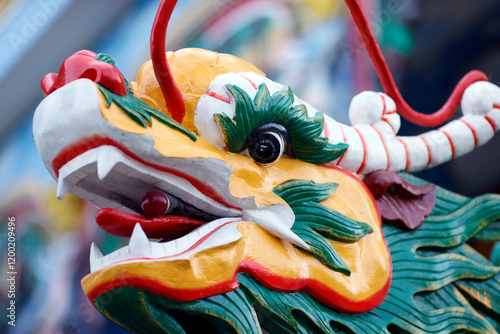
{"left": 245, "top": 124, "right": 290, "bottom": 165}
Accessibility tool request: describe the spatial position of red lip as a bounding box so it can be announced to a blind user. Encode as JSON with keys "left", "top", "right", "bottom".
{"left": 96, "top": 208, "right": 206, "bottom": 239}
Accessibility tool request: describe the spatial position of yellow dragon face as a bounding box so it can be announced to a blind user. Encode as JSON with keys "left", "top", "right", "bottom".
{"left": 33, "top": 48, "right": 391, "bottom": 317}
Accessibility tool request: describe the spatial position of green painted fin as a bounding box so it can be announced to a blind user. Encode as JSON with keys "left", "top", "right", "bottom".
{"left": 273, "top": 179, "right": 373, "bottom": 275}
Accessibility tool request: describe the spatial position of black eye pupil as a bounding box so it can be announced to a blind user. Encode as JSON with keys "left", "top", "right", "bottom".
{"left": 248, "top": 132, "right": 283, "bottom": 164}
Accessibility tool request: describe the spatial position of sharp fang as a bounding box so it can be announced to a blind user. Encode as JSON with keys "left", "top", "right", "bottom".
{"left": 97, "top": 148, "right": 117, "bottom": 180}
{"left": 128, "top": 223, "right": 151, "bottom": 256}
{"left": 90, "top": 242, "right": 103, "bottom": 272}
{"left": 242, "top": 209, "right": 310, "bottom": 250}
{"left": 57, "top": 179, "right": 70, "bottom": 200}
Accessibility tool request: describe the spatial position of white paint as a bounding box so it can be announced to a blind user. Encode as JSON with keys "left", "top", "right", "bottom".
{"left": 89, "top": 219, "right": 244, "bottom": 273}
{"left": 462, "top": 81, "right": 500, "bottom": 116}
{"left": 242, "top": 205, "right": 309, "bottom": 250}
{"left": 349, "top": 91, "right": 384, "bottom": 125}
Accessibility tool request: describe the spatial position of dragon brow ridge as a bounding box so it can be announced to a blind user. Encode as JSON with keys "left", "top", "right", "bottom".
{"left": 214, "top": 83, "right": 349, "bottom": 165}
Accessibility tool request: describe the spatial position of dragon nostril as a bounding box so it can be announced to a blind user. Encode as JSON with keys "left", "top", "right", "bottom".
{"left": 141, "top": 190, "right": 170, "bottom": 217}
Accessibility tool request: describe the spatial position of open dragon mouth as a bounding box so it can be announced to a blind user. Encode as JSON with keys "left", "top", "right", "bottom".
{"left": 54, "top": 144, "right": 253, "bottom": 272}
{"left": 53, "top": 142, "right": 309, "bottom": 273}
{"left": 56, "top": 144, "right": 242, "bottom": 231}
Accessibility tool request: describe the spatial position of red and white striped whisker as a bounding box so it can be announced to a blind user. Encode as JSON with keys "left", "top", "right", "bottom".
{"left": 194, "top": 72, "right": 500, "bottom": 176}
{"left": 331, "top": 81, "right": 500, "bottom": 174}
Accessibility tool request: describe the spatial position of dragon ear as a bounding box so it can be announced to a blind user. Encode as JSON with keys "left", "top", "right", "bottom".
{"left": 150, "top": 0, "right": 186, "bottom": 124}
{"left": 344, "top": 0, "right": 489, "bottom": 127}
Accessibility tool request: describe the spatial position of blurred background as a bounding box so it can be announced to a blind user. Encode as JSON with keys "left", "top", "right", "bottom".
{"left": 0, "top": 0, "right": 499, "bottom": 333}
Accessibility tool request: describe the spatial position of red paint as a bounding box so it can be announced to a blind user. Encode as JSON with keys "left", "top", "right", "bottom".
{"left": 485, "top": 115, "right": 498, "bottom": 132}
{"left": 239, "top": 259, "right": 390, "bottom": 314}
{"left": 323, "top": 120, "right": 330, "bottom": 138}
{"left": 335, "top": 125, "right": 348, "bottom": 166}
{"left": 87, "top": 274, "right": 240, "bottom": 307}
{"left": 380, "top": 94, "right": 387, "bottom": 115}
{"left": 151, "top": 0, "right": 186, "bottom": 123}
{"left": 238, "top": 259, "right": 306, "bottom": 292}
{"left": 343, "top": 0, "right": 489, "bottom": 127}
{"left": 88, "top": 166, "right": 391, "bottom": 313}
{"left": 52, "top": 135, "right": 241, "bottom": 211}
{"left": 371, "top": 124, "right": 390, "bottom": 171}
{"left": 88, "top": 258, "right": 390, "bottom": 314}
{"left": 438, "top": 129, "right": 456, "bottom": 159}
{"left": 304, "top": 271, "right": 391, "bottom": 314}
{"left": 460, "top": 119, "right": 479, "bottom": 148}
{"left": 420, "top": 136, "right": 433, "bottom": 169}
{"left": 354, "top": 128, "right": 368, "bottom": 174}
{"left": 382, "top": 118, "right": 397, "bottom": 134}
{"left": 96, "top": 208, "right": 205, "bottom": 239}
{"left": 240, "top": 74, "right": 259, "bottom": 90}
{"left": 494, "top": 104, "right": 500, "bottom": 110}
{"left": 41, "top": 50, "right": 127, "bottom": 97}
{"left": 207, "top": 91, "right": 231, "bottom": 104}
{"left": 397, "top": 138, "right": 410, "bottom": 172}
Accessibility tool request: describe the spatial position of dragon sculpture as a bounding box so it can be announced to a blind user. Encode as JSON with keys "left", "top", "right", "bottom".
{"left": 33, "top": 0, "right": 500, "bottom": 333}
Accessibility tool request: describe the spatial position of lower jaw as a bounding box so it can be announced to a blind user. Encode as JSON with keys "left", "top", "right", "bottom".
{"left": 83, "top": 220, "right": 391, "bottom": 314}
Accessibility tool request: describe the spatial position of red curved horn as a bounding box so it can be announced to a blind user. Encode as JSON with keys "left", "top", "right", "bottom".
{"left": 344, "top": 0, "right": 489, "bottom": 127}
{"left": 151, "top": 0, "right": 186, "bottom": 124}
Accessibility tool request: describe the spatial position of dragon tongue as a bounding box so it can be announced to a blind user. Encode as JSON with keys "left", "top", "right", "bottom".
{"left": 95, "top": 208, "right": 206, "bottom": 239}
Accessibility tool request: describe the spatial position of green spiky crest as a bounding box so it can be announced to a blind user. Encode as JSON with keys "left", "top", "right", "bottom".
{"left": 94, "top": 53, "right": 196, "bottom": 142}
{"left": 273, "top": 179, "right": 373, "bottom": 275}
{"left": 214, "top": 83, "right": 348, "bottom": 165}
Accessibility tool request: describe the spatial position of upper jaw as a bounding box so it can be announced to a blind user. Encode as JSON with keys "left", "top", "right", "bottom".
{"left": 33, "top": 78, "right": 251, "bottom": 212}
{"left": 33, "top": 78, "right": 308, "bottom": 266}
{"left": 56, "top": 144, "right": 241, "bottom": 219}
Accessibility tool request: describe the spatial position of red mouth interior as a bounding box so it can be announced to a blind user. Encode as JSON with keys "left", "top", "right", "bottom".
{"left": 96, "top": 208, "right": 206, "bottom": 239}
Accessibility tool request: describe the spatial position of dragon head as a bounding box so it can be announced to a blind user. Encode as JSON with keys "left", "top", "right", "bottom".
{"left": 32, "top": 0, "right": 500, "bottom": 332}
{"left": 33, "top": 45, "right": 391, "bottom": 317}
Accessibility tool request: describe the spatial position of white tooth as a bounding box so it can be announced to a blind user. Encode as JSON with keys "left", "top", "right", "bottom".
{"left": 57, "top": 178, "right": 70, "bottom": 200}
{"left": 90, "top": 242, "right": 103, "bottom": 272}
{"left": 242, "top": 209, "right": 310, "bottom": 250}
{"left": 97, "top": 148, "right": 117, "bottom": 180}
{"left": 128, "top": 223, "right": 151, "bottom": 256}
